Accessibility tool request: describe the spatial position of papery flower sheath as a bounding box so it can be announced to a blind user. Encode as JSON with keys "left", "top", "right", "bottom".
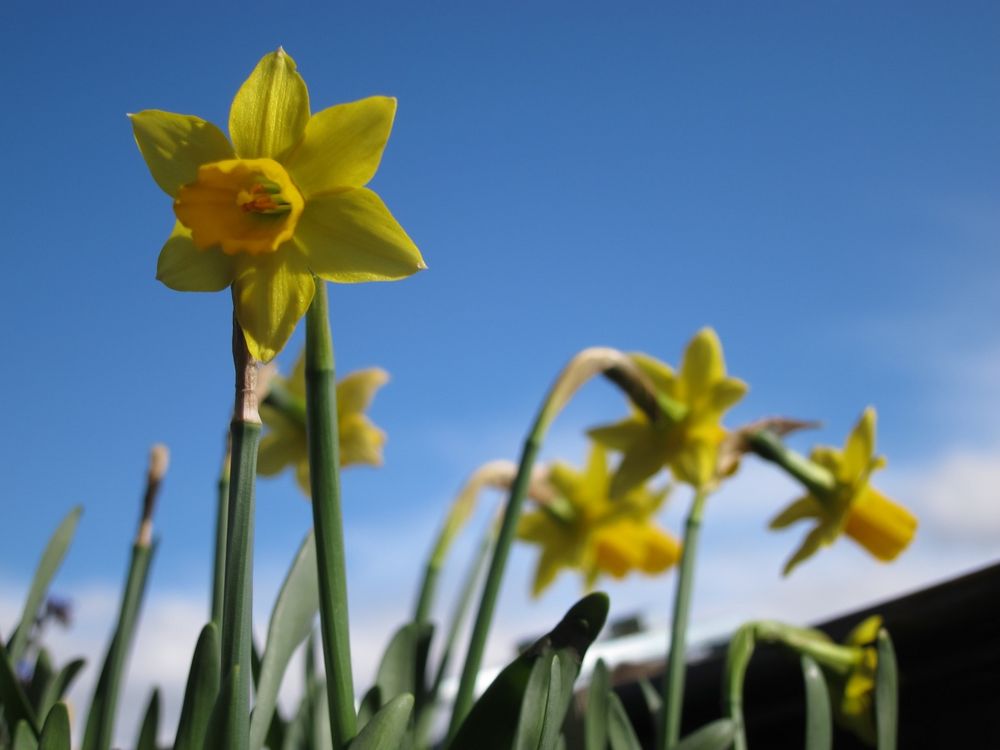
{"left": 770, "top": 408, "right": 917, "bottom": 575}
{"left": 258, "top": 352, "right": 388, "bottom": 492}
{"left": 517, "top": 444, "right": 680, "bottom": 596}
{"left": 589, "top": 328, "right": 748, "bottom": 495}
{"left": 131, "top": 49, "right": 425, "bottom": 361}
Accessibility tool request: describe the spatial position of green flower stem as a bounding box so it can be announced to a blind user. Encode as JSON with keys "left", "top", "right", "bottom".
{"left": 304, "top": 278, "right": 357, "bottom": 750}
{"left": 746, "top": 431, "right": 834, "bottom": 498}
{"left": 413, "top": 559, "right": 440, "bottom": 627}
{"left": 660, "top": 486, "right": 710, "bottom": 750}
{"left": 220, "top": 315, "right": 263, "bottom": 750}
{"left": 724, "top": 625, "right": 755, "bottom": 750}
{"left": 212, "top": 436, "right": 231, "bottom": 631}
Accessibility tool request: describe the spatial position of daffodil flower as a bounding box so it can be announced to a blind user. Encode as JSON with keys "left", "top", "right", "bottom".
{"left": 131, "top": 49, "right": 425, "bottom": 361}
{"left": 257, "top": 352, "right": 388, "bottom": 492}
{"left": 589, "top": 328, "right": 748, "bottom": 495}
{"left": 769, "top": 407, "right": 918, "bottom": 575}
{"left": 517, "top": 444, "right": 680, "bottom": 596}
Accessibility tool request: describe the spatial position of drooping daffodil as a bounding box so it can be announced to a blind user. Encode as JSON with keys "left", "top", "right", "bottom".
{"left": 131, "top": 48, "right": 425, "bottom": 361}
{"left": 258, "top": 352, "right": 388, "bottom": 492}
{"left": 589, "top": 328, "right": 748, "bottom": 495}
{"left": 768, "top": 407, "right": 918, "bottom": 576}
{"left": 517, "top": 444, "right": 681, "bottom": 596}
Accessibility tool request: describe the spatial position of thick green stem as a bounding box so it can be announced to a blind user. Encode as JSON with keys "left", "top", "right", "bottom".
{"left": 304, "top": 278, "right": 357, "bottom": 750}
{"left": 212, "top": 437, "right": 231, "bottom": 631}
{"left": 660, "top": 487, "right": 710, "bottom": 750}
{"left": 446, "top": 428, "right": 543, "bottom": 739}
{"left": 746, "top": 431, "right": 834, "bottom": 498}
{"left": 219, "top": 315, "right": 262, "bottom": 750}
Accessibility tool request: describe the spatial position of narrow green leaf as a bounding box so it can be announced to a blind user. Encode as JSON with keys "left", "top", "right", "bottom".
{"left": 135, "top": 689, "right": 160, "bottom": 750}
{"left": 38, "top": 658, "right": 85, "bottom": 721}
{"left": 357, "top": 686, "right": 382, "bottom": 731}
{"left": 348, "top": 694, "right": 414, "bottom": 750}
{"left": 311, "top": 683, "right": 332, "bottom": 750}
{"left": 514, "top": 652, "right": 557, "bottom": 750}
{"left": 204, "top": 665, "right": 241, "bottom": 750}
{"left": 875, "top": 629, "right": 898, "bottom": 750}
{"left": 800, "top": 655, "right": 832, "bottom": 750}
{"left": 637, "top": 678, "right": 662, "bottom": 716}
{"left": 9, "top": 508, "right": 82, "bottom": 666}
{"left": 282, "top": 680, "right": 320, "bottom": 750}
{"left": 38, "top": 703, "right": 71, "bottom": 750}
{"left": 375, "top": 621, "right": 433, "bottom": 706}
{"left": 27, "top": 649, "right": 55, "bottom": 712}
{"left": 585, "top": 660, "right": 611, "bottom": 750}
{"left": 538, "top": 654, "right": 570, "bottom": 750}
{"left": 607, "top": 693, "right": 641, "bottom": 750}
{"left": 448, "top": 592, "right": 609, "bottom": 750}
{"left": 0, "top": 637, "right": 40, "bottom": 734}
{"left": 674, "top": 718, "right": 736, "bottom": 750}
{"left": 12, "top": 720, "right": 39, "bottom": 750}
{"left": 250, "top": 531, "right": 319, "bottom": 750}
{"left": 173, "top": 623, "right": 220, "bottom": 750}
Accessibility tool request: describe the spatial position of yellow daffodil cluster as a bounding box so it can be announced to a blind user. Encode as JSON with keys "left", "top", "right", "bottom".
{"left": 131, "top": 49, "right": 425, "bottom": 362}
{"left": 517, "top": 445, "right": 681, "bottom": 596}
{"left": 258, "top": 353, "right": 389, "bottom": 493}
{"left": 590, "top": 328, "right": 747, "bottom": 494}
{"left": 769, "top": 408, "right": 918, "bottom": 575}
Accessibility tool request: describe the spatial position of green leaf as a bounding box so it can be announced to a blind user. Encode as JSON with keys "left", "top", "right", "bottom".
{"left": 674, "top": 719, "right": 736, "bottom": 750}
{"left": 204, "top": 665, "right": 241, "bottom": 750}
{"left": 348, "top": 694, "right": 414, "bottom": 750}
{"left": 311, "top": 683, "right": 332, "bottom": 750}
{"left": 875, "top": 629, "right": 898, "bottom": 750}
{"left": 637, "top": 678, "right": 662, "bottom": 717}
{"left": 38, "top": 658, "right": 85, "bottom": 720}
{"left": 27, "top": 649, "right": 55, "bottom": 713}
{"left": 375, "top": 621, "right": 433, "bottom": 707}
{"left": 9, "top": 507, "right": 82, "bottom": 666}
{"left": 135, "top": 689, "right": 160, "bottom": 750}
{"left": 250, "top": 531, "right": 319, "bottom": 750}
{"left": 448, "top": 592, "right": 609, "bottom": 750}
{"left": 585, "top": 660, "right": 610, "bottom": 750}
{"left": 12, "top": 720, "right": 39, "bottom": 750}
{"left": 173, "top": 623, "right": 220, "bottom": 750}
{"left": 800, "top": 655, "right": 832, "bottom": 750}
{"left": 38, "top": 703, "right": 72, "bottom": 750}
{"left": 513, "top": 652, "right": 557, "bottom": 750}
{"left": 0, "top": 637, "right": 40, "bottom": 735}
{"left": 282, "top": 680, "right": 320, "bottom": 750}
{"left": 357, "top": 686, "right": 382, "bottom": 731}
{"left": 606, "top": 693, "right": 641, "bottom": 750}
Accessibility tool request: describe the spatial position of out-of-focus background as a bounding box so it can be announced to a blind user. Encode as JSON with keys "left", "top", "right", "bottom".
{"left": 2, "top": 3, "right": 998, "bottom": 742}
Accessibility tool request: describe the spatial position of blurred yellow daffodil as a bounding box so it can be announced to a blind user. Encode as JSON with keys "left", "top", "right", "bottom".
{"left": 589, "top": 328, "right": 747, "bottom": 494}
{"left": 517, "top": 445, "right": 680, "bottom": 596}
{"left": 829, "top": 615, "right": 882, "bottom": 745}
{"left": 769, "top": 408, "right": 917, "bottom": 575}
{"left": 258, "top": 353, "right": 388, "bottom": 492}
{"left": 131, "top": 48, "right": 425, "bottom": 361}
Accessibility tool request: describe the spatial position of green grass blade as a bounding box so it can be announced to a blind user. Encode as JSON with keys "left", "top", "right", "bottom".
{"left": 674, "top": 719, "right": 736, "bottom": 750}
{"left": 250, "top": 531, "right": 319, "bottom": 750}
{"left": 37, "top": 658, "right": 85, "bottom": 721}
{"left": 800, "top": 655, "right": 831, "bottom": 750}
{"left": 875, "top": 629, "right": 898, "bottom": 750}
{"left": 37, "top": 702, "right": 71, "bottom": 750}
{"left": 348, "top": 694, "right": 414, "bottom": 750}
{"left": 26, "top": 649, "right": 54, "bottom": 712}
{"left": 585, "top": 659, "right": 610, "bottom": 750}
{"left": 607, "top": 693, "right": 641, "bottom": 750}
{"left": 8, "top": 507, "right": 82, "bottom": 666}
{"left": 135, "top": 689, "right": 160, "bottom": 750}
{"left": 0, "top": 637, "right": 40, "bottom": 735}
{"left": 173, "top": 623, "right": 220, "bottom": 750}
{"left": 12, "top": 719, "right": 39, "bottom": 750}
{"left": 205, "top": 664, "right": 241, "bottom": 750}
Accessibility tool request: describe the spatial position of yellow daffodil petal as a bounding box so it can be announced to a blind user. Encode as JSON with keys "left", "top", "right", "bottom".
{"left": 130, "top": 111, "right": 235, "bottom": 197}
{"left": 257, "top": 410, "right": 306, "bottom": 475}
{"left": 709, "top": 377, "right": 749, "bottom": 415}
{"left": 630, "top": 352, "right": 677, "bottom": 395}
{"left": 294, "top": 188, "right": 425, "bottom": 283}
{"left": 518, "top": 512, "right": 557, "bottom": 544}
{"left": 336, "top": 368, "right": 389, "bottom": 416}
{"left": 285, "top": 96, "right": 397, "bottom": 197}
{"left": 156, "top": 221, "right": 237, "bottom": 292}
{"left": 532, "top": 547, "right": 566, "bottom": 597}
{"left": 588, "top": 418, "right": 648, "bottom": 451}
{"left": 611, "top": 438, "right": 667, "bottom": 499}
{"left": 232, "top": 249, "right": 315, "bottom": 362}
{"left": 782, "top": 524, "right": 830, "bottom": 576}
{"left": 844, "top": 488, "right": 917, "bottom": 561}
{"left": 339, "top": 413, "right": 386, "bottom": 467}
{"left": 583, "top": 444, "right": 610, "bottom": 499}
{"left": 680, "top": 328, "right": 725, "bottom": 402}
{"left": 769, "top": 496, "right": 823, "bottom": 529}
{"left": 593, "top": 525, "right": 640, "bottom": 578}
{"left": 229, "top": 49, "right": 310, "bottom": 160}
{"left": 294, "top": 460, "right": 311, "bottom": 494}
{"left": 846, "top": 616, "right": 883, "bottom": 647}
{"left": 671, "top": 438, "right": 719, "bottom": 490}
{"left": 843, "top": 407, "right": 877, "bottom": 480}
{"left": 642, "top": 527, "right": 681, "bottom": 573}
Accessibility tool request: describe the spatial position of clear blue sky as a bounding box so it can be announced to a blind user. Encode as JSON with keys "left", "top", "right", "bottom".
{"left": 2, "top": 2, "right": 999, "bottom": 725}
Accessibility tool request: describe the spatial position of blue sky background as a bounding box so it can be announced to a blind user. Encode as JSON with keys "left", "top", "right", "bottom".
{"left": 2, "top": 2, "right": 999, "bottom": 741}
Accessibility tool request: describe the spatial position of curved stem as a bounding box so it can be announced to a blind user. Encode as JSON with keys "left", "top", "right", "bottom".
{"left": 304, "top": 278, "right": 357, "bottom": 750}
{"left": 660, "top": 487, "right": 710, "bottom": 750}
